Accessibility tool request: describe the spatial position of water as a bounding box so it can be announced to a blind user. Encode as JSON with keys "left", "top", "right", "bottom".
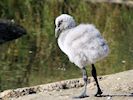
{"left": 0, "top": 0, "right": 133, "bottom": 91}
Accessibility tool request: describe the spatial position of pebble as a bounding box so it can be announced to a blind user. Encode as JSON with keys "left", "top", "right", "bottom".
{"left": 107, "top": 96, "right": 112, "bottom": 100}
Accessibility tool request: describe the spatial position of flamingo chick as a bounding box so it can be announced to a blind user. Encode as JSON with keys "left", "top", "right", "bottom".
{"left": 0, "top": 19, "right": 26, "bottom": 44}
{"left": 55, "top": 14, "right": 109, "bottom": 98}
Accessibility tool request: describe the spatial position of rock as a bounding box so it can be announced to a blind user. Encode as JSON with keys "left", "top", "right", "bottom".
{"left": 0, "top": 90, "right": 13, "bottom": 99}
{"left": 1, "top": 70, "right": 133, "bottom": 100}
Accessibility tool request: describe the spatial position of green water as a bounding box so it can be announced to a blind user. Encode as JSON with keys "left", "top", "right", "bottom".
{"left": 0, "top": 0, "right": 133, "bottom": 91}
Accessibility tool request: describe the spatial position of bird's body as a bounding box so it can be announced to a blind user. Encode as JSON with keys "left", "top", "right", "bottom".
{"left": 55, "top": 14, "right": 109, "bottom": 98}
{"left": 0, "top": 19, "right": 26, "bottom": 44}
{"left": 58, "top": 24, "right": 109, "bottom": 68}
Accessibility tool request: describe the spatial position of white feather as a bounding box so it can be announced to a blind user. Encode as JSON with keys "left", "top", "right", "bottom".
{"left": 55, "top": 14, "right": 109, "bottom": 68}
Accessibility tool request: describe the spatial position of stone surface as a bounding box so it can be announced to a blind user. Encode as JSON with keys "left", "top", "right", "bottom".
{"left": 1, "top": 70, "right": 133, "bottom": 100}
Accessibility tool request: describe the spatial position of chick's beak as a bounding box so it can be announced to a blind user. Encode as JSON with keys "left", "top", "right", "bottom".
{"left": 55, "top": 28, "right": 60, "bottom": 38}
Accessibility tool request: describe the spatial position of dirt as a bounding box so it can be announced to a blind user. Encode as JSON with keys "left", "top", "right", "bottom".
{"left": 1, "top": 70, "right": 133, "bottom": 100}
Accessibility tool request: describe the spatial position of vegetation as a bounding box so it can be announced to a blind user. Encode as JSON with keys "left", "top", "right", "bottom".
{"left": 0, "top": 0, "right": 133, "bottom": 91}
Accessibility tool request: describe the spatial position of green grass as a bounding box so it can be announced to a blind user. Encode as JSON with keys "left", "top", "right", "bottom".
{"left": 0, "top": 0, "right": 133, "bottom": 91}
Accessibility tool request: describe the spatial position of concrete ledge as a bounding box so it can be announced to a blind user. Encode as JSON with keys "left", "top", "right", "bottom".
{"left": 0, "top": 76, "right": 105, "bottom": 99}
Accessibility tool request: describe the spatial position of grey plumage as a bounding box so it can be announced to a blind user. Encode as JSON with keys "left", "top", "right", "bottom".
{"left": 55, "top": 14, "right": 109, "bottom": 98}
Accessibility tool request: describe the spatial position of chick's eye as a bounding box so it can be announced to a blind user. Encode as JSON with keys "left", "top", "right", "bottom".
{"left": 58, "top": 20, "right": 63, "bottom": 27}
